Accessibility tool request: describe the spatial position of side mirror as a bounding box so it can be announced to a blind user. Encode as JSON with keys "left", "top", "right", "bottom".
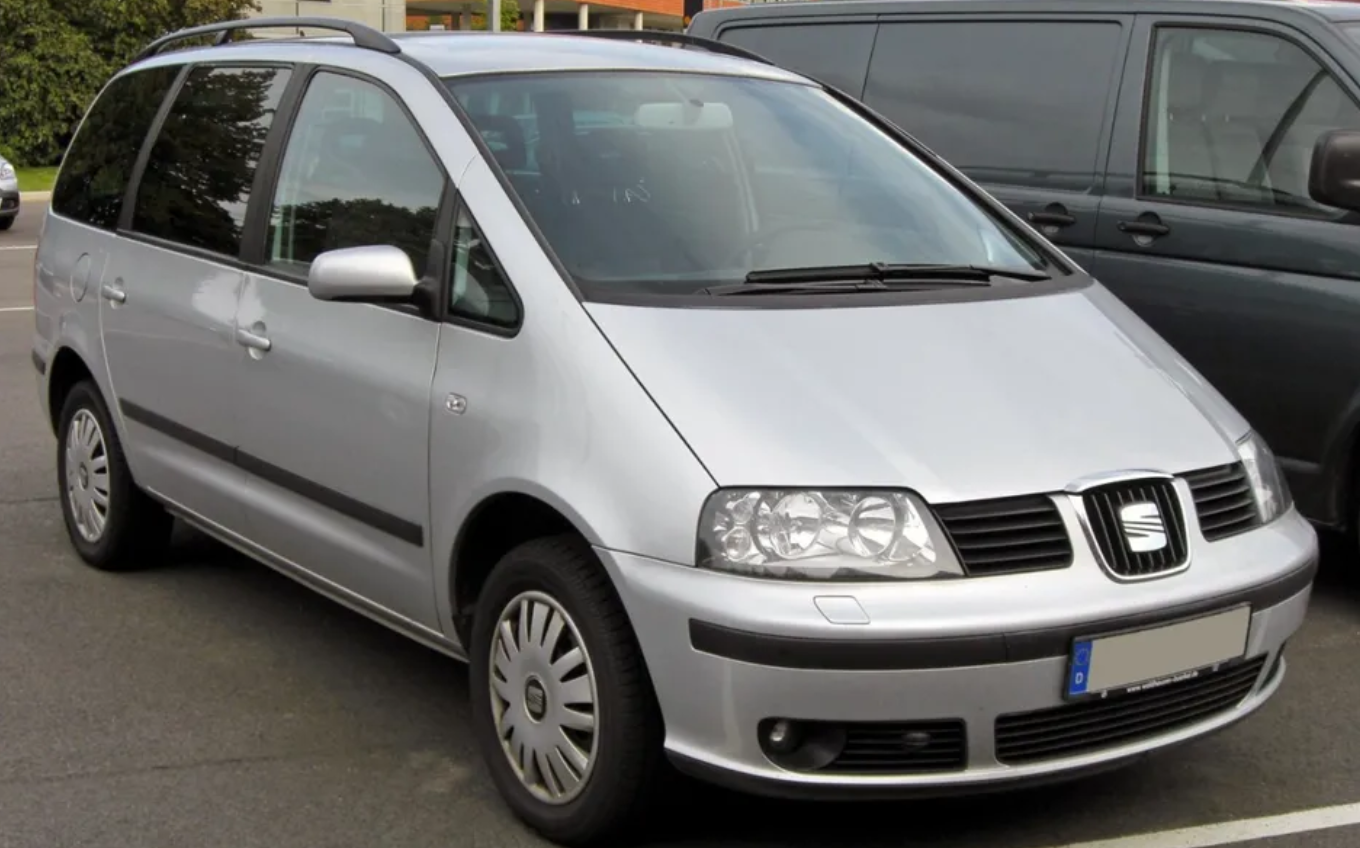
{"left": 1308, "top": 129, "right": 1360, "bottom": 213}
{"left": 307, "top": 245, "right": 420, "bottom": 304}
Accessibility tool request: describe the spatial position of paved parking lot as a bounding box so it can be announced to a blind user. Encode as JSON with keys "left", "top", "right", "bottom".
{"left": 2, "top": 203, "right": 1359, "bottom": 848}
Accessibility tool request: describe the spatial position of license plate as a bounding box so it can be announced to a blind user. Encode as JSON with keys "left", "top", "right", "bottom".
{"left": 1065, "top": 605, "right": 1251, "bottom": 700}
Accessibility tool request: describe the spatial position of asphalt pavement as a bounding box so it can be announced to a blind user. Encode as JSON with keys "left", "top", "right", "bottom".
{"left": 1, "top": 202, "right": 1359, "bottom": 848}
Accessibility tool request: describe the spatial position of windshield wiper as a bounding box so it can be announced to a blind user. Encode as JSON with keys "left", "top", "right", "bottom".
{"left": 703, "top": 262, "right": 1049, "bottom": 295}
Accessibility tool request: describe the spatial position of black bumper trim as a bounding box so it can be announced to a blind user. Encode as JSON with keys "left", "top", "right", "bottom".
{"left": 688, "top": 557, "right": 1316, "bottom": 671}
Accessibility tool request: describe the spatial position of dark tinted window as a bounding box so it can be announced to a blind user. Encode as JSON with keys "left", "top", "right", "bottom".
{"left": 717, "top": 23, "right": 878, "bottom": 96}
{"left": 449, "top": 72, "right": 1047, "bottom": 296}
{"left": 862, "top": 21, "right": 1124, "bottom": 191}
{"left": 450, "top": 206, "right": 518, "bottom": 328}
{"left": 267, "top": 72, "right": 444, "bottom": 274}
{"left": 51, "top": 66, "right": 181, "bottom": 229}
{"left": 132, "top": 65, "right": 292, "bottom": 256}
{"left": 1141, "top": 26, "right": 1360, "bottom": 215}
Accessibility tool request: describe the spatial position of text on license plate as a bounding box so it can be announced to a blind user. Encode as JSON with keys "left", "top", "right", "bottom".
{"left": 1066, "top": 605, "right": 1251, "bottom": 699}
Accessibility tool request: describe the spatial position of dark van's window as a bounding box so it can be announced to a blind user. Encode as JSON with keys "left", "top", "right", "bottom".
{"left": 718, "top": 23, "right": 878, "bottom": 97}
{"left": 1141, "top": 26, "right": 1360, "bottom": 215}
{"left": 862, "top": 21, "right": 1124, "bottom": 192}
{"left": 131, "top": 65, "right": 292, "bottom": 256}
{"left": 266, "top": 72, "right": 444, "bottom": 275}
{"left": 51, "top": 66, "right": 181, "bottom": 230}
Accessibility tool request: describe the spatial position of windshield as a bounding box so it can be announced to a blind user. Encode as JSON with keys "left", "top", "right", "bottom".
{"left": 445, "top": 72, "right": 1052, "bottom": 296}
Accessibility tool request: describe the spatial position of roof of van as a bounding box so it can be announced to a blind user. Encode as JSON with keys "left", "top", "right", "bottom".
{"left": 689, "top": 0, "right": 1360, "bottom": 25}
{"left": 127, "top": 30, "right": 811, "bottom": 84}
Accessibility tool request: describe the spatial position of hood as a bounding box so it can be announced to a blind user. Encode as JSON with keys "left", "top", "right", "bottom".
{"left": 586, "top": 282, "right": 1250, "bottom": 502}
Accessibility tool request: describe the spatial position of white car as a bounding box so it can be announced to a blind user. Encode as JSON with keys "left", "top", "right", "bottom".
{"left": 0, "top": 154, "right": 19, "bottom": 231}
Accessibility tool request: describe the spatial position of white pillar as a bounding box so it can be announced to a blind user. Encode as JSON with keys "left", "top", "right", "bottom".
{"left": 634, "top": 10, "right": 643, "bottom": 28}
{"left": 533, "top": 0, "right": 545, "bottom": 30}
{"left": 578, "top": 2, "right": 589, "bottom": 29}
{"left": 490, "top": 0, "right": 503, "bottom": 30}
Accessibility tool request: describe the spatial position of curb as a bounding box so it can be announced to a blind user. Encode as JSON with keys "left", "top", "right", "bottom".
{"left": 20, "top": 191, "right": 51, "bottom": 202}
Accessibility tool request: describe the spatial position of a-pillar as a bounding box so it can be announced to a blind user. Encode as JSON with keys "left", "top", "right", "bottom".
{"left": 532, "top": 0, "right": 545, "bottom": 31}
{"left": 578, "top": 3, "right": 589, "bottom": 29}
{"left": 459, "top": 4, "right": 471, "bottom": 29}
{"left": 634, "top": 10, "right": 643, "bottom": 28}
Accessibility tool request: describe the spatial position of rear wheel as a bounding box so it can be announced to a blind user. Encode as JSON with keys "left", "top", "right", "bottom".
{"left": 469, "top": 535, "right": 663, "bottom": 846}
{"left": 56, "top": 380, "right": 173, "bottom": 570}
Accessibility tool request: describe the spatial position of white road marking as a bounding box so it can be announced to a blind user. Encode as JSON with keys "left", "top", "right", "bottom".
{"left": 0, "top": 245, "right": 37, "bottom": 251}
{"left": 1050, "top": 801, "right": 1360, "bottom": 848}
{"left": 0, "top": 306, "right": 34, "bottom": 313}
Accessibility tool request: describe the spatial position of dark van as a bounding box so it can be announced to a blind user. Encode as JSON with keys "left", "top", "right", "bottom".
{"left": 688, "top": 0, "right": 1360, "bottom": 546}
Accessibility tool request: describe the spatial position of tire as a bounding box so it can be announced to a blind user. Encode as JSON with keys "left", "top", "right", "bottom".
{"left": 56, "top": 380, "right": 173, "bottom": 571}
{"left": 470, "top": 535, "right": 664, "bottom": 846}
{"left": 0, "top": 216, "right": 13, "bottom": 231}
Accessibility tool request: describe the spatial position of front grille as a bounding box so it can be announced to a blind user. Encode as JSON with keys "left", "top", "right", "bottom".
{"left": 934, "top": 495, "right": 1072, "bottom": 576}
{"left": 1184, "top": 462, "right": 1260, "bottom": 541}
{"left": 824, "top": 720, "right": 967, "bottom": 774}
{"left": 995, "top": 656, "right": 1266, "bottom": 765}
{"left": 0, "top": 198, "right": 15, "bottom": 210}
{"left": 1081, "top": 479, "right": 1188, "bottom": 577}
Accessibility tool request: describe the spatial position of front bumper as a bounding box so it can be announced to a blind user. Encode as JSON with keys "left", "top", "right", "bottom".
{"left": 0, "top": 189, "right": 18, "bottom": 219}
{"left": 597, "top": 505, "right": 1316, "bottom": 797}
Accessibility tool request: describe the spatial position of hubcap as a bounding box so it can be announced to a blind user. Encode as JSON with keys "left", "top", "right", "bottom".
{"left": 489, "top": 591, "right": 598, "bottom": 804}
{"left": 64, "top": 408, "right": 110, "bottom": 543}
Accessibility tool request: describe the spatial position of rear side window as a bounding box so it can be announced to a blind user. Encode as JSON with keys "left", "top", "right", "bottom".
{"left": 717, "top": 23, "right": 878, "bottom": 96}
{"left": 861, "top": 21, "right": 1124, "bottom": 191}
{"left": 266, "top": 71, "right": 444, "bottom": 275}
{"left": 51, "top": 66, "right": 181, "bottom": 229}
{"left": 131, "top": 65, "right": 293, "bottom": 256}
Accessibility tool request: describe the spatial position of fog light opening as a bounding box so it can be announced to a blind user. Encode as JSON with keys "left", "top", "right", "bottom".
{"left": 757, "top": 718, "right": 846, "bottom": 771}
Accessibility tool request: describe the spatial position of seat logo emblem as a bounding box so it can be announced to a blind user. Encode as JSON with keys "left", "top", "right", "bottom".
{"left": 1119, "top": 502, "right": 1167, "bottom": 553}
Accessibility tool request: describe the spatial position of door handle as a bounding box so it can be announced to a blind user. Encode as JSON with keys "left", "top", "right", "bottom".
{"left": 1117, "top": 220, "right": 1171, "bottom": 238}
{"left": 1029, "top": 210, "right": 1077, "bottom": 228}
{"left": 100, "top": 283, "right": 126, "bottom": 304}
{"left": 235, "top": 327, "right": 271, "bottom": 352}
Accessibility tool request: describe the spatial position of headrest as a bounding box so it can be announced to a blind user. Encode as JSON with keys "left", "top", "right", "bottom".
{"left": 468, "top": 114, "right": 527, "bottom": 170}
{"left": 1167, "top": 54, "right": 1209, "bottom": 113}
{"left": 1205, "top": 62, "right": 1263, "bottom": 120}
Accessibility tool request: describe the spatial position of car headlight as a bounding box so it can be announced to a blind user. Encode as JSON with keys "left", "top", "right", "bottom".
{"left": 696, "top": 488, "right": 964, "bottom": 580}
{"left": 1237, "top": 431, "right": 1291, "bottom": 524}
{"left": 0, "top": 162, "right": 13, "bottom": 180}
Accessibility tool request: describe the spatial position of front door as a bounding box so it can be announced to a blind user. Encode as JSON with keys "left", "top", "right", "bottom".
{"left": 1087, "top": 15, "right": 1360, "bottom": 522}
{"left": 234, "top": 69, "right": 448, "bottom": 626}
{"left": 102, "top": 63, "right": 294, "bottom": 532}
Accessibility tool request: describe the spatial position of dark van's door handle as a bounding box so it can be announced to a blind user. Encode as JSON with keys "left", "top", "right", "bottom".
{"left": 1028, "top": 205, "right": 1076, "bottom": 228}
{"left": 1117, "top": 219, "right": 1171, "bottom": 238}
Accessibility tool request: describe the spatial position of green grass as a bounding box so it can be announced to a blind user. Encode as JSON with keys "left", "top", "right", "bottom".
{"left": 13, "top": 167, "right": 59, "bottom": 193}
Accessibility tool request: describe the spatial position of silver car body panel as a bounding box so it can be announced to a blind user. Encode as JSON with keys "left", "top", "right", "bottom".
{"left": 31, "top": 30, "right": 1317, "bottom": 794}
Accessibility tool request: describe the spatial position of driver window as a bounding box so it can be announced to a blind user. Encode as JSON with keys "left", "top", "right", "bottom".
{"left": 267, "top": 71, "right": 444, "bottom": 275}
{"left": 1141, "top": 26, "right": 1360, "bottom": 215}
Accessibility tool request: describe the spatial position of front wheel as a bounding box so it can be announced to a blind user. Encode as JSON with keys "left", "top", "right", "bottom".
{"left": 469, "top": 535, "right": 664, "bottom": 846}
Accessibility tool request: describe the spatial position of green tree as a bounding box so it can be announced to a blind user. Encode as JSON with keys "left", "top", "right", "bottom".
{"left": 0, "top": 0, "right": 260, "bottom": 166}
{"left": 471, "top": 0, "right": 522, "bottom": 32}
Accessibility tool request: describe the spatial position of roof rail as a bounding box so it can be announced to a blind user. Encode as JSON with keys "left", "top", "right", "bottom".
{"left": 134, "top": 16, "right": 402, "bottom": 62}
{"left": 566, "top": 29, "right": 774, "bottom": 66}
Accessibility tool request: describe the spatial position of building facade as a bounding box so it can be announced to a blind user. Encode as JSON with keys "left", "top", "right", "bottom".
{"left": 254, "top": 0, "right": 743, "bottom": 32}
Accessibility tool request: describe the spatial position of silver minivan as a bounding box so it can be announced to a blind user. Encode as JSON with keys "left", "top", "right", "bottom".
{"left": 32, "top": 19, "right": 1318, "bottom": 846}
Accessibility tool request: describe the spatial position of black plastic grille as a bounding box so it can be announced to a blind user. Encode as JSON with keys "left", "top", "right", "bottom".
{"left": 934, "top": 495, "right": 1072, "bottom": 576}
{"left": 824, "top": 720, "right": 967, "bottom": 774}
{"left": 1082, "top": 479, "right": 1188, "bottom": 577}
{"left": 995, "top": 656, "right": 1267, "bottom": 765}
{"left": 1184, "top": 462, "right": 1261, "bottom": 541}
